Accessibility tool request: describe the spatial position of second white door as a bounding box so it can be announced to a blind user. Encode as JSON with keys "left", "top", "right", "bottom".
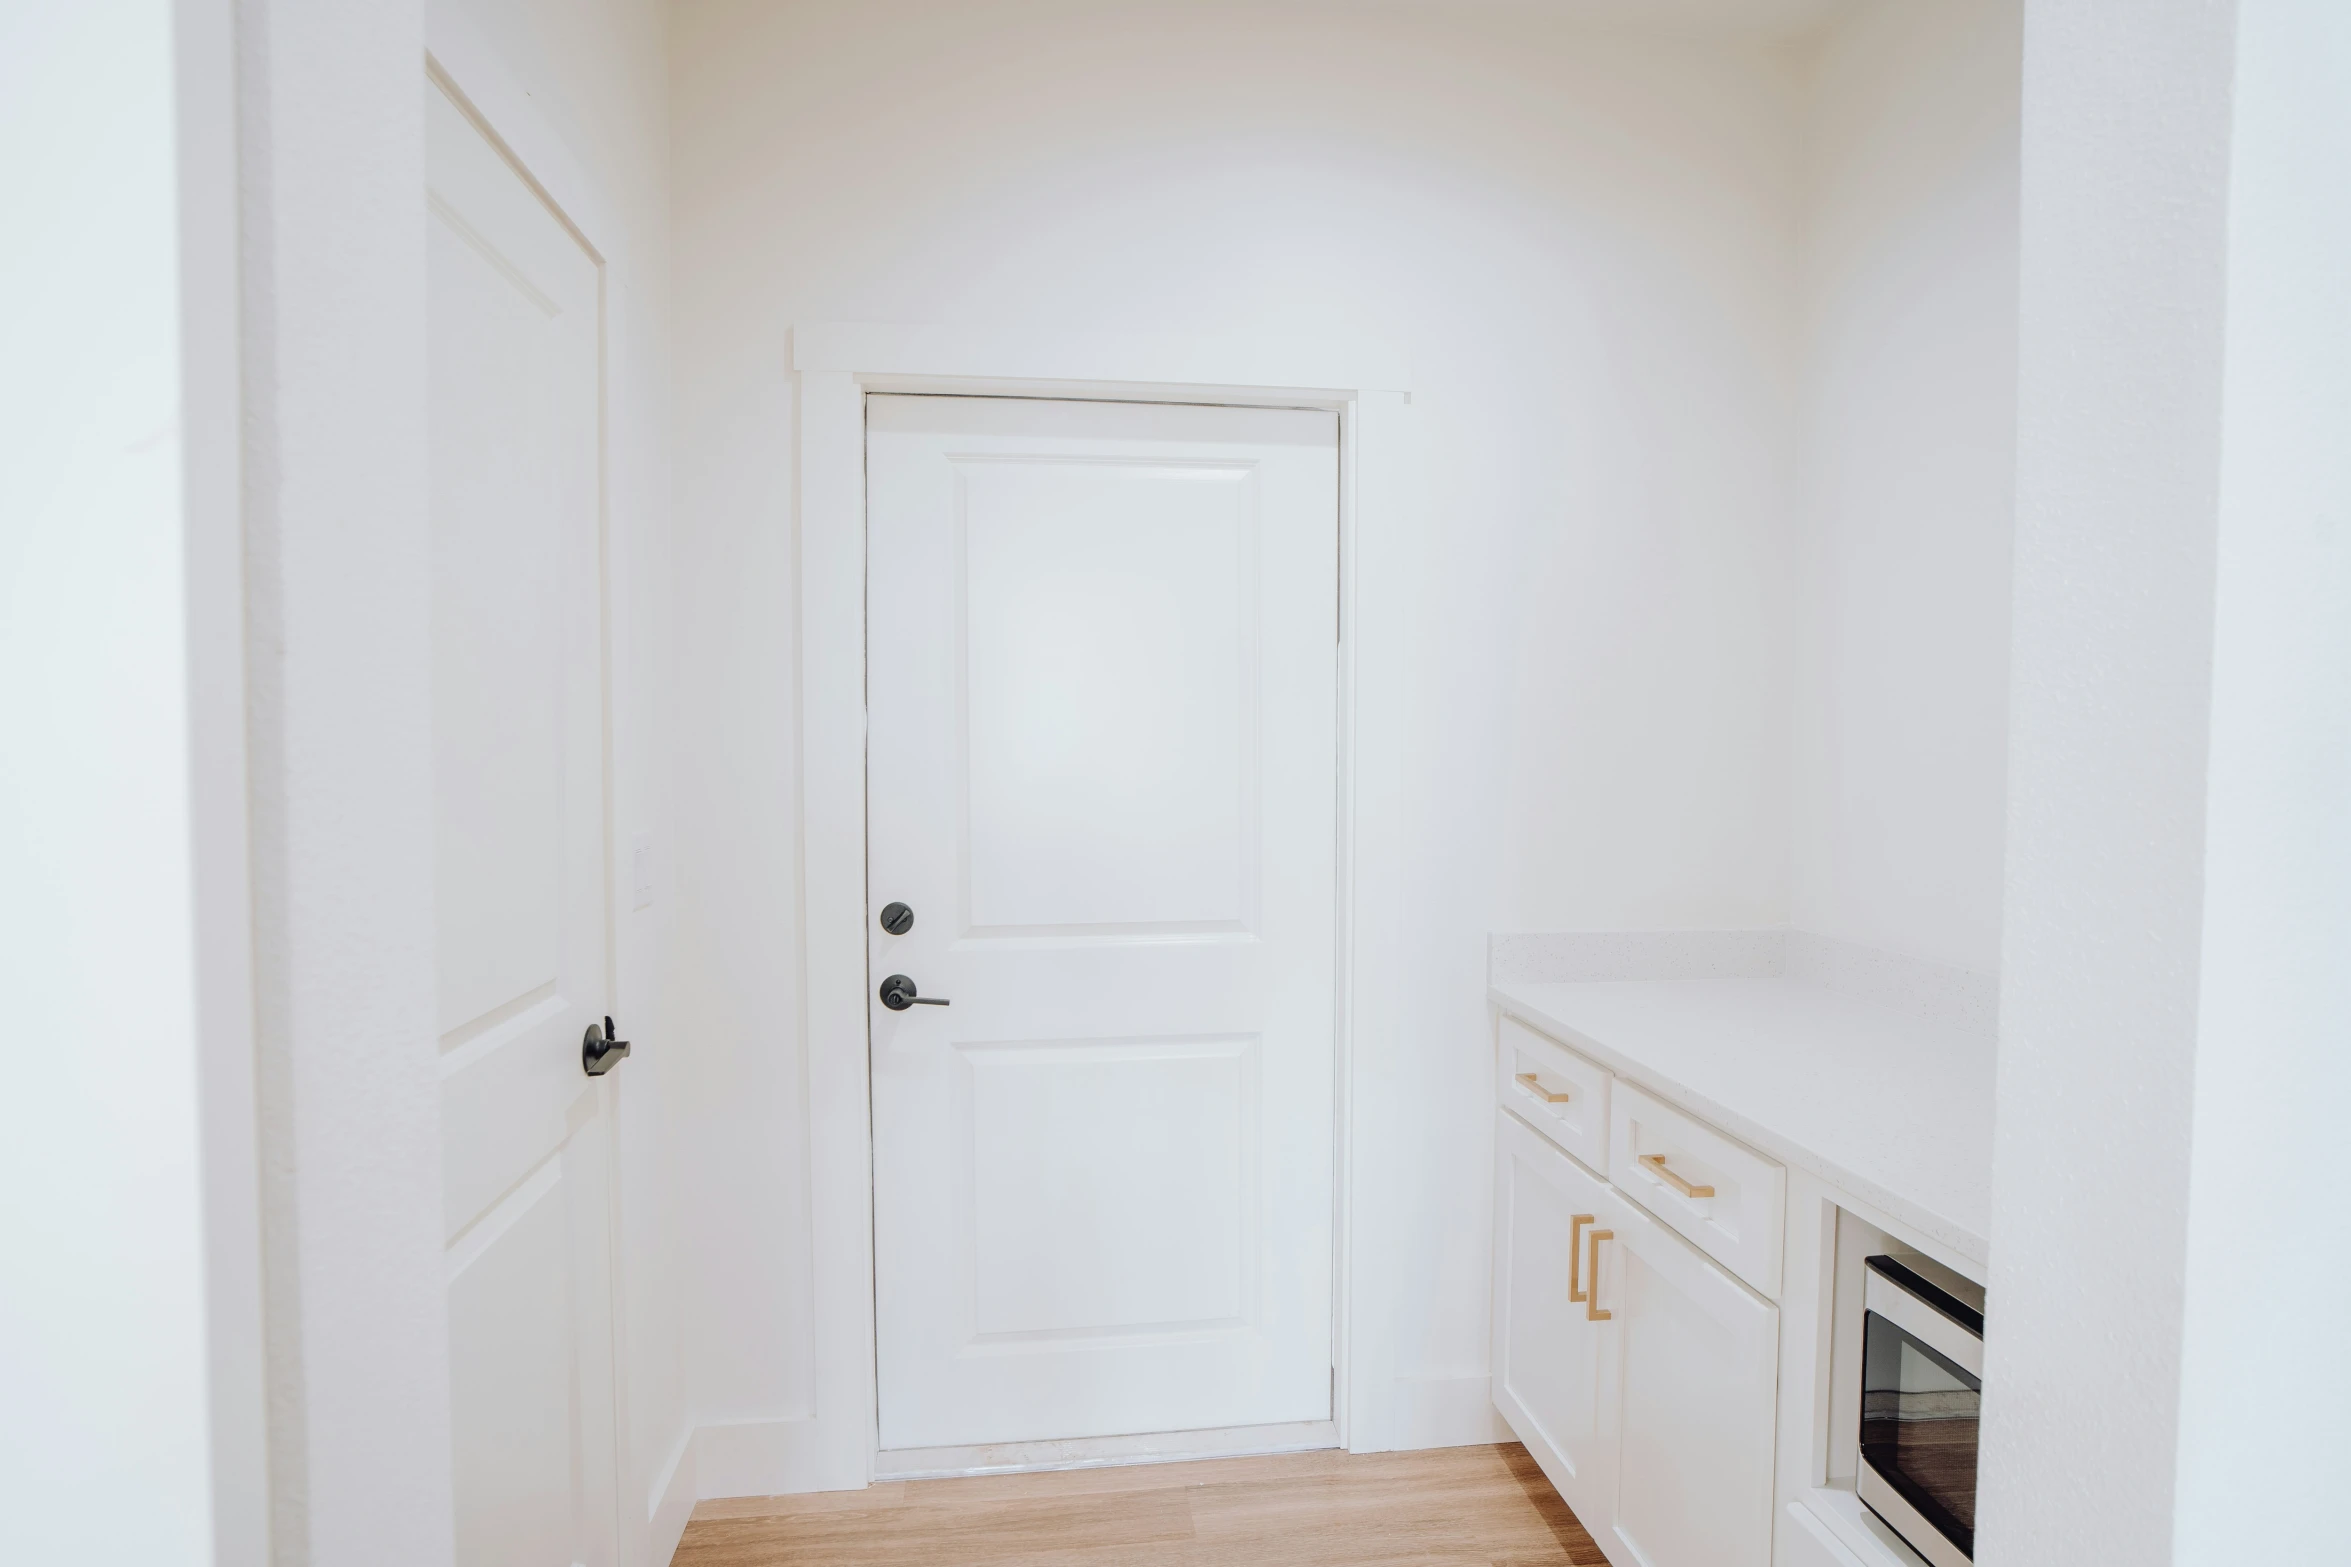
{"left": 427, "top": 78, "right": 620, "bottom": 1566}
{"left": 867, "top": 394, "right": 1340, "bottom": 1452}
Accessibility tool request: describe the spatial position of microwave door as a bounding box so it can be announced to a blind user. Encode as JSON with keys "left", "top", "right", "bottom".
{"left": 1858, "top": 1263, "right": 1983, "bottom": 1567}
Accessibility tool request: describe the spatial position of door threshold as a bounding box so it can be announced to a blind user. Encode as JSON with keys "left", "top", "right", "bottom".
{"left": 875, "top": 1418, "right": 1340, "bottom": 1481}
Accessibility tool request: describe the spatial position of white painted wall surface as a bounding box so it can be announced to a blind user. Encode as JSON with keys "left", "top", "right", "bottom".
{"left": 238, "top": 1, "right": 456, "bottom": 1561}
{"left": 0, "top": 1, "right": 252, "bottom": 1557}
{"left": 1789, "top": 0, "right": 2020, "bottom": 978}
{"left": 670, "top": 0, "right": 1806, "bottom": 1460}
{"left": 426, "top": 0, "right": 692, "bottom": 1553}
{"left": 2174, "top": 2, "right": 2351, "bottom": 1558}
{"left": 1982, "top": 2, "right": 2237, "bottom": 1561}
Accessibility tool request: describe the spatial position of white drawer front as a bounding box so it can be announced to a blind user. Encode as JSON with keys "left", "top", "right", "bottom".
{"left": 1496, "top": 1014, "right": 1610, "bottom": 1173}
{"left": 1608, "top": 1080, "right": 1784, "bottom": 1298}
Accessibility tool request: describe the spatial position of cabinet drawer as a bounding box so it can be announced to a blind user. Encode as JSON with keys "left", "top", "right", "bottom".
{"left": 1496, "top": 1014, "right": 1610, "bottom": 1172}
{"left": 1608, "top": 1080, "right": 1785, "bottom": 1298}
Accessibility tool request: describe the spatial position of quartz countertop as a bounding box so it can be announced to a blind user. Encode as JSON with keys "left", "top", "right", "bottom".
{"left": 1489, "top": 977, "right": 1994, "bottom": 1264}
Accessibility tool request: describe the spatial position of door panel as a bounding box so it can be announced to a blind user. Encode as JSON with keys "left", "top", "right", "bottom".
{"left": 868, "top": 395, "right": 1339, "bottom": 1451}
{"left": 962, "top": 1036, "right": 1256, "bottom": 1339}
{"left": 1607, "top": 1205, "right": 1779, "bottom": 1567}
{"left": 961, "top": 459, "right": 1253, "bottom": 932}
{"left": 446, "top": 1136, "right": 609, "bottom": 1567}
{"left": 1493, "top": 1110, "right": 1620, "bottom": 1536}
{"left": 427, "top": 76, "right": 618, "bottom": 1567}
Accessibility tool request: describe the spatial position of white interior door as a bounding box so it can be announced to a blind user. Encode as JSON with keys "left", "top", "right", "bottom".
{"left": 427, "top": 79, "right": 620, "bottom": 1567}
{"left": 867, "top": 394, "right": 1340, "bottom": 1453}
{"left": 1492, "top": 1112, "right": 1620, "bottom": 1536}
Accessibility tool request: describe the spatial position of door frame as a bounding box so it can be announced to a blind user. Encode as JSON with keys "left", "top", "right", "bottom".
{"left": 793, "top": 323, "right": 1417, "bottom": 1488}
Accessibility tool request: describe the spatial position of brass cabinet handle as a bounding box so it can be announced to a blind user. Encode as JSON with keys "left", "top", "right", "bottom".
{"left": 1640, "top": 1153, "right": 1715, "bottom": 1199}
{"left": 1569, "top": 1213, "right": 1595, "bottom": 1301}
{"left": 1585, "top": 1229, "right": 1615, "bottom": 1321}
{"left": 1516, "top": 1072, "right": 1571, "bottom": 1105}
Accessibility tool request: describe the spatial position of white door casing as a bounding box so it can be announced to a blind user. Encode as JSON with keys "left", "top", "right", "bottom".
{"left": 427, "top": 78, "right": 621, "bottom": 1567}
{"left": 866, "top": 394, "right": 1341, "bottom": 1452}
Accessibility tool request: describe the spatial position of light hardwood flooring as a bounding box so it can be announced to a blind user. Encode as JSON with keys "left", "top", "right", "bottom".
{"left": 672, "top": 1441, "right": 1606, "bottom": 1566}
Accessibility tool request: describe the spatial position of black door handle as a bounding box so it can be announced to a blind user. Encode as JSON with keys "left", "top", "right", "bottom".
{"left": 583, "top": 1015, "right": 631, "bottom": 1076}
{"left": 878, "top": 974, "right": 949, "bottom": 1011}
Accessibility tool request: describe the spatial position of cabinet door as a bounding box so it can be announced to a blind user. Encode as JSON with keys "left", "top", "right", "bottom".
{"left": 1493, "top": 1111, "right": 1618, "bottom": 1536}
{"left": 1597, "top": 1209, "right": 1778, "bottom": 1567}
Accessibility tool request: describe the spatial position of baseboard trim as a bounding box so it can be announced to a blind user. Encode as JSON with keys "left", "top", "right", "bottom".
{"left": 680, "top": 1381, "right": 1505, "bottom": 1511}
{"left": 647, "top": 1426, "right": 695, "bottom": 1563}
{"left": 692, "top": 1414, "right": 826, "bottom": 1500}
{"left": 1388, "top": 1375, "right": 1512, "bottom": 1449}
{"left": 875, "top": 1418, "right": 1339, "bottom": 1481}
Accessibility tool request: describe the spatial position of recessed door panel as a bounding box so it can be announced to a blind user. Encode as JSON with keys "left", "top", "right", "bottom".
{"left": 962, "top": 460, "right": 1254, "bottom": 933}
{"left": 447, "top": 1164, "right": 577, "bottom": 1567}
{"left": 870, "top": 394, "right": 1338, "bottom": 1452}
{"left": 963, "top": 1036, "right": 1255, "bottom": 1339}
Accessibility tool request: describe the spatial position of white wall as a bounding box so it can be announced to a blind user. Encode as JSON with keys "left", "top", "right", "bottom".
{"left": 1990, "top": 3, "right": 2351, "bottom": 1555}
{"left": 239, "top": 1, "right": 453, "bottom": 1560}
{"left": 1789, "top": 0, "right": 2020, "bottom": 978}
{"left": 669, "top": 0, "right": 1807, "bottom": 1466}
{"left": 0, "top": 0, "right": 253, "bottom": 1557}
{"left": 2174, "top": 0, "right": 2351, "bottom": 1558}
{"left": 1981, "top": 1, "right": 2238, "bottom": 1561}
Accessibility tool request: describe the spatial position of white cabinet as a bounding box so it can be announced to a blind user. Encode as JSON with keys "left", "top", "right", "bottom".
{"left": 1494, "top": 1023, "right": 1780, "bottom": 1567}
{"left": 1493, "top": 992, "right": 1992, "bottom": 1567}
{"left": 1493, "top": 1111, "right": 1619, "bottom": 1529}
{"left": 1780, "top": 1502, "right": 1874, "bottom": 1567}
{"left": 1498, "top": 1015, "right": 1612, "bottom": 1172}
{"left": 1604, "top": 1189, "right": 1779, "bottom": 1567}
{"left": 1609, "top": 1079, "right": 1786, "bottom": 1298}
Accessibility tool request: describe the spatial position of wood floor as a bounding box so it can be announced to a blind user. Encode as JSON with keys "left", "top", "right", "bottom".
{"left": 672, "top": 1442, "right": 1606, "bottom": 1566}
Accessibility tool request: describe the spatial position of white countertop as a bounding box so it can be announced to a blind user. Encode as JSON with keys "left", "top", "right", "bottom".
{"left": 1489, "top": 977, "right": 1994, "bottom": 1264}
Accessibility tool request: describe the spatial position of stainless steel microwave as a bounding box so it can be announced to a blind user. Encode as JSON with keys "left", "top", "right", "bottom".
{"left": 1858, "top": 1254, "right": 1985, "bottom": 1567}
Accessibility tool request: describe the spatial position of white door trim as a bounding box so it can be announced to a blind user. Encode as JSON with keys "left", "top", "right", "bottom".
{"left": 793, "top": 323, "right": 1418, "bottom": 1489}
{"left": 426, "top": 4, "right": 628, "bottom": 284}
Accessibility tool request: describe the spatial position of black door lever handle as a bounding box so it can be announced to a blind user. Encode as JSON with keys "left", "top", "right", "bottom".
{"left": 878, "top": 974, "right": 949, "bottom": 1011}
{"left": 583, "top": 1015, "right": 631, "bottom": 1076}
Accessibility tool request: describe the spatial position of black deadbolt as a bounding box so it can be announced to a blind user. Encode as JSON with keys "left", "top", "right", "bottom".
{"left": 879, "top": 901, "right": 914, "bottom": 935}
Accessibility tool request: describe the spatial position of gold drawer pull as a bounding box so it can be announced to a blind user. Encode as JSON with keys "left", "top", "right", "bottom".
{"left": 1516, "top": 1072, "right": 1571, "bottom": 1105}
{"left": 1569, "top": 1213, "right": 1595, "bottom": 1301}
{"left": 1585, "top": 1229, "right": 1614, "bottom": 1321}
{"left": 1641, "top": 1153, "right": 1715, "bottom": 1199}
